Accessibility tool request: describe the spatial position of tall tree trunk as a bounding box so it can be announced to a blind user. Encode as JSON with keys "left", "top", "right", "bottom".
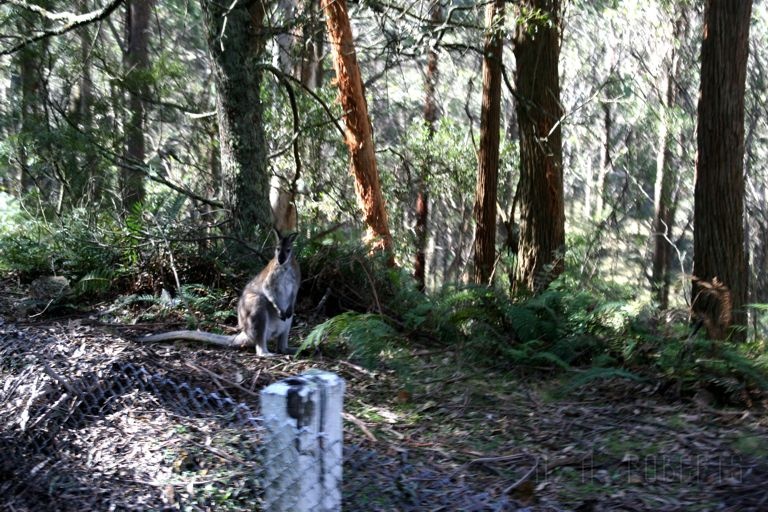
{"left": 513, "top": 0, "right": 565, "bottom": 293}
{"left": 299, "top": 0, "right": 324, "bottom": 90}
{"left": 203, "top": 0, "right": 273, "bottom": 240}
{"left": 414, "top": 0, "right": 441, "bottom": 291}
{"left": 322, "top": 0, "right": 394, "bottom": 257}
{"left": 472, "top": 0, "right": 504, "bottom": 285}
{"left": 756, "top": 185, "right": 768, "bottom": 303}
{"left": 652, "top": 11, "right": 689, "bottom": 311}
{"left": 693, "top": 0, "right": 752, "bottom": 340}
{"left": 13, "top": 5, "right": 49, "bottom": 199}
{"left": 276, "top": 0, "right": 298, "bottom": 76}
{"left": 122, "top": 0, "right": 151, "bottom": 212}
{"left": 652, "top": 38, "right": 678, "bottom": 310}
{"left": 17, "top": 44, "right": 40, "bottom": 195}
{"left": 652, "top": 98, "right": 675, "bottom": 310}
{"left": 15, "top": 17, "right": 56, "bottom": 205}
{"left": 70, "top": 1, "right": 100, "bottom": 206}
{"left": 594, "top": 102, "right": 611, "bottom": 221}
{"left": 272, "top": 0, "right": 300, "bottom": 235}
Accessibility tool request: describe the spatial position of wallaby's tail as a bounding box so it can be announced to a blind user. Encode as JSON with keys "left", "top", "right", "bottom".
{"left": 138, "top": 330, "right": 246, "bottom": 348}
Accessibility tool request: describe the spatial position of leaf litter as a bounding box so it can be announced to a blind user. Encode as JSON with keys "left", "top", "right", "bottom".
{"left": 0, "top": 307, "right": 766, "bottom": 511}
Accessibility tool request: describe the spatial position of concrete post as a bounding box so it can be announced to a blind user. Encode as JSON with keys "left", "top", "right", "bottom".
{"left": 260, "top": 370, "right": 345, "bottom": 511}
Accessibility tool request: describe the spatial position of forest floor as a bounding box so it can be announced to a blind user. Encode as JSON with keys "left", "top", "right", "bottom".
{"left": 1, "top": 280, "right": 768, "bottom": 511}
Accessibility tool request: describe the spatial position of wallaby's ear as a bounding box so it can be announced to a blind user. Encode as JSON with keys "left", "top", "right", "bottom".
{"left": 271, "top": 227, "right": 281, "bottom": 243}
{"left": 286, "top": 232, "right": 298, "bottom": 245}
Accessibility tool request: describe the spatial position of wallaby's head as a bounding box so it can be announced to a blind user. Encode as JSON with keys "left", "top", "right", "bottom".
{"left": 272, "top": 229, "right": 298, "bottom": 266}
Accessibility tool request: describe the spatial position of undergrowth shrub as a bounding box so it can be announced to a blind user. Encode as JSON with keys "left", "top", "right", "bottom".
{"left": 0, "top": 201, "right": 125, "bottom": 289}
{"left": 299, "top": 232, "right": 423, "bottom": 316}
{"left": 298, "top": 312, "right": 411, "bottom": 378}
{"left": 0, "top": 193, "right": 237, "bottom": 300}
{"left": 300, "top": 242, "right": 768, "bottom": 404}
{"left": 113, "top": 284, "right": 235, "bottom": 330}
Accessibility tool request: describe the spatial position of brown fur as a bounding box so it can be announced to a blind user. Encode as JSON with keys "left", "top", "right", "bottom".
{"left": 139, "top": 231, "right": 301, "bottom": 356}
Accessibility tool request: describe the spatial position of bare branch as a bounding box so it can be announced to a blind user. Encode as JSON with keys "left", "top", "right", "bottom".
{"left": 256, "top": 63, "right": 346, "bottom": 138}
{"left": 0, "top": 0, "right": 125, "bottom": 56}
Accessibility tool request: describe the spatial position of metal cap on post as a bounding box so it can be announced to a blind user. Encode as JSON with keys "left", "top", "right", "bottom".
{"left": 260, "top": 370, "right": 345, "bottom": 512}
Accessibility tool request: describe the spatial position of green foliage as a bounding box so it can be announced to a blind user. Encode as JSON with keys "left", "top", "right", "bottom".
{"left": 299, "top": 232, "right": 419, "bottom": 315}
{"left": 116, "top": 283, "right": 234, "bottom": 329}
{"left": 307, "top": 248, "right": 768, "bottom": 404}
{"left": 0, "top": 196, "right": 124, "bottom": 284}
{"left": 411, "top": 285, "right": 571, "bottom": 368}
{"left": 298, "top": 312, "right": 410, "bottom": 376}
{"left": 650, "top": 337, "right": 768, "bottom": 404}
{"left": 74, "top": 270, "right": 118, "bottom": 296}
{"left": 0, "top": 191, "right": 235, "bottom": 304}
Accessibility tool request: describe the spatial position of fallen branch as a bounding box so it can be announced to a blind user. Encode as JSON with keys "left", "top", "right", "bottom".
{"left": 342, "top": 412, "right": 378, "bottom": 442}
{"left": 502, "top": 459, "right": 539, "bottom": 495}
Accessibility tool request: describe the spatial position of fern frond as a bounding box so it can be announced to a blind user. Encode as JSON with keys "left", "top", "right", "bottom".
{"left": 74, "top": 270, "right": 115, "bottom": 295}
{"left": 499, "top": 304, "right": 541, "bottom": 342}
{"left": 298, "top": 312, "right": 408, "bottom": 372}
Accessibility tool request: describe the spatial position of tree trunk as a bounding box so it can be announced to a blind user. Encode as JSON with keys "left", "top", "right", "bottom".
{"left": 594, "top": 102, "right": 611, "bottom": 221}
{"left": 693, "top": 0, "right": 752, "bottom": 340}
{"left": 70, "top": 1, "right": 100, "bottom": 206}
{"left": 513, "top": 0, "right": 565, "bottom": 294}
{"left": 275, "top": 0, "right": 298, "bottom": 76}
{"left": 272, "top": 0, "right": 299, "bottom": 236}
{"left": 321, "top": 0, "right": 394, "bottom": 257}
{"left": 414, "top": 0, "right": 441, "bottom": 291}
{"left": 17, "top": 44, "right": 40, "bottom": 195}
{"left": 652, "top": 101, "right": 675, "bottom": 310}
{"left": 203, "top": 0, "right": 273, "bottom": 240}
{"left": 272, "top": 0, "right": 324, "bottom": 235}
{"left": 755, "top": 184, "right": 768, "bottom": 303}
{"left": 299, "top": 0, "right": 324, "bottom": 90}
{"left": 122, "top": 0, "right": 151, "bottom": 212}
{"left": 652, "top": 46, "right": 677, "bottom": 310}
{"left": 472, "top": 0, "right": 504, "bottom": 286}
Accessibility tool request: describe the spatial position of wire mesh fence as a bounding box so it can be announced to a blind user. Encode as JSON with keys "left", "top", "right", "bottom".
{"left": 0, "top": 322, "right": 526, "bottom": 512}
{"left": 0, "top": 324, "right": 344, "bottom": 512}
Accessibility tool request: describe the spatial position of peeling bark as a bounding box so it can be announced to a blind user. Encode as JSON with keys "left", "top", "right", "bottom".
{"left": 322, "top": 0, "right": 393, "bottom": 257}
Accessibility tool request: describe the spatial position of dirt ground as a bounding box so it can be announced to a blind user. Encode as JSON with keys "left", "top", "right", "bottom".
{"left": 1, "top": 287, "right": 768, "bottom": 511}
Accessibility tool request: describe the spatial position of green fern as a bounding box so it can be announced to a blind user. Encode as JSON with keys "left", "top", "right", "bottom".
{"left": 298, "top": 312, "right": 410, "bottom": 374}
{"left": 499, "top": 303, "right": 543, "bottom": 342}
{"left": 529, "top": 350, "right": 570, "bottom": 370}
{"left": 74, "top": 270, "right": 116, "bottom": 295}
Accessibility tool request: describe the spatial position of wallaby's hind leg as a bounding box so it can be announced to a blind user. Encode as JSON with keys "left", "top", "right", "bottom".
{"left": 277, "top": 317, "right": 296, "bottom": 354}
{"left": 253, "top": 315, "right": 271, "bottom": 357}
{"left": 243, "top": 308, "right": 272, "bottom": 357}
{"left": 231, "top": 331, "right": 251, "bottom": 348}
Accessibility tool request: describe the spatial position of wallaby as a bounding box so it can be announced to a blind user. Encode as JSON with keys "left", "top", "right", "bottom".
{"left": 138, "top": 230, "right": 301, "bottom": 356}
